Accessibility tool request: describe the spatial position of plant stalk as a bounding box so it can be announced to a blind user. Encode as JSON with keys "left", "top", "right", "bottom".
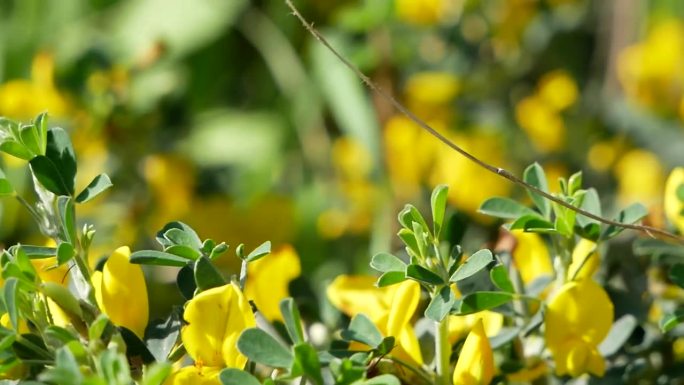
{"left": 435, "top": 316, "right": 451, "bottom": 385}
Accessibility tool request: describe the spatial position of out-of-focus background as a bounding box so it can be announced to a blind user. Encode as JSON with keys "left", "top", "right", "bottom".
{"left": 0, "top": 0, "right": 683, "bottom": 317}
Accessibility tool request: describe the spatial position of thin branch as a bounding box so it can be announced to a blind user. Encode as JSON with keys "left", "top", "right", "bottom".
{"left": 284, "top": 0, "right": 684, "bottom": 245}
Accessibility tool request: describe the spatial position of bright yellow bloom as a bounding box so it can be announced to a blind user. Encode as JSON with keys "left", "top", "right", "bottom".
{"left": 32, "top": 255, "right": 72, "bottom": 328}
{"left": 0, "top": 53, "right": 69, "bottom": 120}
{"left": 452, "top": 318, "right": 494, "bottom": 385}
{"left": 506, "top": 360, "right": 548, "bottom": 382}
{"left": 92, "top": 246, "right": 149, "bottom": 338}
{"left": 448, "top": 285, "right": 503, "bottom": 342}
{"left": 545, "top": 280, "right": 613, "bottom": 377}
{"left": 537, "top": 70, "right": 579, "bottom": 112}
{"left": 665, "top": 167, "right": 684, "bottom": 234}
{"left": 614, "top": 149, "right": 664, "bottom": 206}
{"left": 162, "top": 366, "right": 221, "bottom": 385}
{"left": 515, "top": 95, "right": 565, "bottom": 153}
{"left": 327, "top": 276, "right": 423, "bottom": 365}
{"left": 395, "top": 0, "right": 444, "bottom": 25}
{"left": 244, "top": 245, "right": 301, "bottom": 321}
{"left": 568, "top": 239, "right": 599, "bottom": 281}
{"left": 181, "top": 282, "right": 256, "bottom": 368}
{"left": 511, "top": 230, "right": 553, "bottom": 285}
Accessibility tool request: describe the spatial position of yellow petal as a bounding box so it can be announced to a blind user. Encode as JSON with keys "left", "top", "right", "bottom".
{"left": 537, "top": 70, "right": 578, "bottom": 111}
{"left": 665, "top": 167, "right": 684, "bottom": 234}
{"left": 182, "top": 283, "right": 255, "bottom": 368}
{"left": 568, "top": 239, "right": 600, "bottom": 281}
{"left": 452, "top": 319, "right": 494, "bottom": 385}
{"left": 385, "top": 280, "right": 420, "bottom": 338}
{"left": 397, "top": 324, "right": 423, "bottom": 366}
{"left": 162, "top": 366, "right": 221, "bottom": 385}
{"left": 99, "top": 246, "right": 149, "bottom": 338}
{"left": 511, "top": 230, "right": 553, "bottom": 285}
{"left": 244, "top": 245, "right": 301, "bottom": 321}
{"left": 565, "top": 341, "right": 589, "bottom": 377}
{"left": 32, "top": 257, "right": 69, "bottom": 285}
{"left": 586, "top": 347, "right": 606, "bottom": 377}
{"left": 326, "top": 275, "right": 391, "bottom": 322}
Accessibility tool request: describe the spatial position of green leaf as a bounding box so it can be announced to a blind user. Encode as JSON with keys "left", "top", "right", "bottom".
{"left": 669, "top": 264, "right": 684, "bottom": 289}
{"left": 603, "top": 203, "right": 648, "bottom": 239}
{"left": 0, "top": 169, "right": 14, "bottom": 196}
{"left": 0, "top": 140, "right": 33, "bottom": 160}
{"left": 130, "top": 250, "right": 190, "bottom": 267}
{"left": 29, "top": 155, "right": 72, "bottom": 196}
{"left": 39, "top": 347, "right": 82, "bottom": 384}
{"left": 237, "top": 328, "right": 293, "bottom": 368}
{"left": 56, "top": 242, "right": 75, "bottom": 265}
{"left": 141, "top": 362, "right": 172, "bottom": 385}
{"left": 156, "top": 221, "right": 202, "bottom": 249}
{"left": 57, "top": 196, "right": 77, "bottom": 244}
{"left": 425, "top": 285, "right": 456, "bottom": 322}
{"left": 431, "top": 184, "right": 449, "bottom": 238}
{"left": 490, "top": 265, "right": 515, "bottom": 293}
{"left": 19, "top": 124, "right": 41, "bottom": 156}
{"left": 370, "top": 253, "right": 405, "bottom": 273}
{"left": 75, "top": 174, "right": 112, "bottom": 203}
{"left": 165, "top": 245, "right": 202, "bottom": 260}
{"left": 453, "top": 291, "right": 514, "bottom": 315}
{"left": 567, "top": 171, "right": 582, "bottom": 195}
{"left": 508, "top": 215, "right": 555, "bottom": 233}
{"left": 376, "top": 271, "right": 406, "bottom": 287}
{"left": 246, "top": 241, "right": 271, "bottom": 262}
{"left": 118, "top": 326, "right": 156, "bottom": 364}
{"left": 280, "top": 298, "right": 305, "bottom": 344}
{"left": 219, "top": 368, "right": 261, "bottom": 385}
{"left": 176, "top": 265, "right": 197, "bottom": 300}
{"left": 489, "top": 326, "right": 521, "bottom": 349}
{"left": 194, "top": 256, "right": 226, "bottom": 291}
{"left": 145, "top": 311, "right": 181, "bottom": 362}
{"left": 89, "top": 314, "right": 111, "bottom": 341}
{"left": 41, "top": 282, "right": 83, "bottom": 319}
{"left": 44, "top": 325, "right": 79, "bottom": 349}
{"left": 660, "top": 309, "right": 684, "bottom": 333}
{"left": 292, "top": 343, "right": 323, "bottom": 385}
{"left": 450, "top": 249, "right": 493, "bottom": 282}
{"left": 164, "top": 228, "right": 203, "bottom": 249}
{"left": 677, "top": 184, "right": 684, "bottom": 202}
{"left": 397, "top": 228, "right": 420, "bottom": 258}
{"left": 12, "top": 245, "right": 57, "bottom": 259}
{"left": 479, "top": 197, "right": 538, "bottom": 219}
{"left": 34, "top": 112, "right": 48, "bottom": 155}
{"left": 523, "top": 163, "right": 550, "bottom": 218}
{"left": 3, "top": 278, "right": 19, "bottom": 330}
{"left": 341, "top": 314, "right": 383, "bottom": 348}
{"left": 45, "top": 127, "right": 77, "bottom": 194}
{"left": 411, "top": 222, "right": 428, "bottom": 258}
{"left": 406, "top": 264, "right": 443, "bottom": 285}
{"left": 598, "top": 314, "right": 637, "bottom": 356}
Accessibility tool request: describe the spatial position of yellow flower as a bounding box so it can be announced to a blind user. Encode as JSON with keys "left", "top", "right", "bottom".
{"left": 545, "top": 280, "right": 613, "bottom": 377}
{"left": 327, "top": 276, "right": 423, "bottom": 364}
{"left": 181, "top": 282, "right": 256, "bottom": 368}
{"left": 664, "top": 167, "right": 684, "bottom": 234}
{"left": 0, "top": 52, "right": 69, "bottom": 120}
{"left": 506, "top": 360, "right": 548, "bottom": 382}
{"left": 405, "top": 72, "right": 460, "bottom": 121}
{"left": 32, "top": 255, "right": 72, "bottom": 328}
{"left": 568, "top": 239, "right": 599, "bottom": 281}
{"left": 614, "top": 149, "right": 664, "bottom": 206}
{"left": 515, "top": 95, "right": 565, "bottom": 153}
{"left": 448, "top": 285, "right": 503, "bottom": 342}
{"left": 511, "top": 230, "right": 553, "bottom": 285}
{"left": 537, "top": 70, "right": 579, "bottom": 112}
{"left": 244, "top": 245, "right": 301, "bottom": 321}
{"left": 452, "top": 318, "right": 494, "bottom": 385}
{"left": 92, "top": 246, "right": 149, "bottom": 338}
{"left": 395, "top": 0, "right": 443, "bottom": 25}
{"left": 163, "top": 366, "right": 221, "bottom": 385}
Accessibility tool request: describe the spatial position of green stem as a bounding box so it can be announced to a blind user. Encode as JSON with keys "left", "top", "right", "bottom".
{"left": 435, "top": 315, "right": 451, "bottom": 385}
{"left": 386, "top": 356, "right": 433, "bottom": 385}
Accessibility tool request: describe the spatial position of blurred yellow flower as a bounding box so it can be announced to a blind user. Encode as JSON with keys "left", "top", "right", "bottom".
{"left": 452, "top": 318, "right": 494, "bottom": 385}
{"left": 515, "top": 95, "right": 565, "bottom": 153}
{"left": 32, "top": 254, "right": 72, "bottom": 328}
{"left": 545, "top": 280, "right": 613, "bottom": 377}
{"left": 144, "top": 154, "right": 195, "bottom": 230}
{"left": 587, "top": 140, "right": 621, "bottom": 172}
{"left": 511, "top": 230, "right": 553, "bottom": 285}
{"left": 327, "top": 276, "right": 423, "bottom": 365}
{"left": 430, "top": 131, "right": 512, "bottom": 217}
{"left": 92, "top": 246, "right": 149, "bottom": 338}
{"left": 506, "top": 359, "right": 548, "bottom": 382}
{"left": 568, "top": 239, "right": 599, "bottom": 281}
{"left": 181, "top": 282, "right": 255, "bottom": 368}
{"left": 538, "top": 70, "right": 579, "bottom": 112}
{"left": 618, "top": 20, "right": 684, "bottom": 112}
{"left": 405, "top": 72, "right": 460, "bottom": 121}
{"left": 244, "top": 245, "right": 301, "bottom": 321}
{"left": 0, "top": 53, "right": 69, "bottom": 120}
{"left": 614, "top": 149, "right": 664, "bottom": 206}
{"left": 332, "top": 137, "right": 372, "bottom": 181}
{"left": 665, "top": 167, "right": 684, "bottom": 234}
{"left": 162, "top": 366, "right": 221, "bottom": 385}
{"left": 395, "top": 0, "right": 444, "bottom": 25}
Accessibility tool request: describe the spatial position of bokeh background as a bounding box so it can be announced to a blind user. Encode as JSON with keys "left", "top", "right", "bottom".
{"left": 0, "top": 0, "right": 683, "bottom": 327}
